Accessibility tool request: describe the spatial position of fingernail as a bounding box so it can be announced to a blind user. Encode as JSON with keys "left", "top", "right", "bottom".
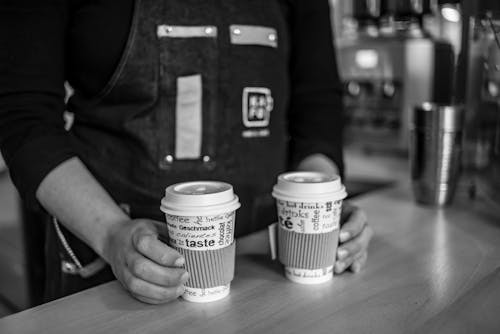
{"left": 180, "top": 271, "right": 190, "bottom": 282}
{"left": 351, "top": 262, "right": 361, "bottom": 273}
{"left": 337, "top": 248, "right": 349, "bottom": 260}
{"left": 339, "top": 231, "right": 350, "bottom": 242}
{"left": 174, "top": 257, "right": 185, "bottom": 267}
{"left": 335, "top": 261, "right": 345, "bottom": 273}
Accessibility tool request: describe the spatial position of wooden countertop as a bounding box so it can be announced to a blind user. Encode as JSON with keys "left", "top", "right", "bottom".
{"left": 1, "top": 182, "right": 500, "bottom": 334}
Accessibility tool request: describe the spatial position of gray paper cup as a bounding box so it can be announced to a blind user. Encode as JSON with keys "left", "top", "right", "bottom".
{"left": 161, "top": 181, "right": 240, "bottom": 302}
{"left": 272, "top": 172, "right": 347, "bottom": 284}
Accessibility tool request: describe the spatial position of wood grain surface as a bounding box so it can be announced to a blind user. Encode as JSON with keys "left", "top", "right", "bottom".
{"left": 1, "top": 183, "right": 500, "bottom": 334}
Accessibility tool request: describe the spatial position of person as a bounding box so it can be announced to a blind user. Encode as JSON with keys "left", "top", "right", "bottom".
{"left": 0, "top": 0, "right": 373, "bottom": 304}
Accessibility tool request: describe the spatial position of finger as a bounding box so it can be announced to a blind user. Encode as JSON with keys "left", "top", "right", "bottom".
{"left": 133, "top": 231, "right": 185, "bottom": 267}
{"left": 335, "top": 250, "right": 366, "bottom": 274}
{"left": 350, "top": 252, "right": 368, "bottom": 273}
{"left": 337, "top": 225, "right": 373, "bottom": 261}
{"left": 335, "top": 226, "right": 373, "bottom": 274}
{"left": 339, "top": 207, "right": 368, "bottom": 243}
{"left": 337, "top": 237, "right": 363, "bottom": 261}
{"left": 128, "top": 254, "right": 189, "bottom": 287}
{"left": 122, "top": 270, "right": 184, "bottom": 303}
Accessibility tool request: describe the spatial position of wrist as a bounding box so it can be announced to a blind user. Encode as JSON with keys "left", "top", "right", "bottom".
{"left": 95, "top": 212, "right": 130, "bottom": 263}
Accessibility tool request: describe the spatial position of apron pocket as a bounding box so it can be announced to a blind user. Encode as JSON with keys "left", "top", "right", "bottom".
{"left": 175, "top": 74, "right": 203, "bottom": 159}
{"left": 156, "top": 25, "right": 219, "bottom": 170}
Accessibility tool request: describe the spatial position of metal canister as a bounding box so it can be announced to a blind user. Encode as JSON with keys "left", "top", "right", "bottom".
{"left": 410, "top": 103, "right": 464, "bottom": 206}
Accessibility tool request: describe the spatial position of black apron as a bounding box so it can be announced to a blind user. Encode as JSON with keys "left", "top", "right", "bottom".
{"left": 45, "top": 0, "right": 291, "bottom": 301}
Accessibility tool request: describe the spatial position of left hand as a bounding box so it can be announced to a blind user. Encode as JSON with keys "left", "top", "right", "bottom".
{"left": 335, "top": 202, "right": 373, "bottom": 274}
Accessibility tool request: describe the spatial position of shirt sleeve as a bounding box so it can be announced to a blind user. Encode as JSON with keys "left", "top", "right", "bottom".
{"left": 287, "top": 0, "right": 345, "bottom": 177}
{"left": 0, "top": 1, "right": 76, "bottom": 208}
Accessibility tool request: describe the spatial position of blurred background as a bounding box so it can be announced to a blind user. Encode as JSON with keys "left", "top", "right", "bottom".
{"left": 1, "top": 0, "right": 500, "bottom": 316}
{"left": 331, "top": 0, "right": 500, "bottom": 207}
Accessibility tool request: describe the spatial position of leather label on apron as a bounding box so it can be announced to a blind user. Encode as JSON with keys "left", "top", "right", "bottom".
{"left": 229, "top": 25, "right": 278, "bottom": 48}
{"left": 175, "top": 74, "right": 203, "bottom": 159}
{"left": 157, "top": 25, "right": 218, "bottom": 38}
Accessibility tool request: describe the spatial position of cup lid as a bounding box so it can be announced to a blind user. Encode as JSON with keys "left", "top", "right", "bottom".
{"left": 272, "top": 172, "right": 347, "bottom": 202}
{"left": 161, "top": 181, "right": 240, "bottom": 215}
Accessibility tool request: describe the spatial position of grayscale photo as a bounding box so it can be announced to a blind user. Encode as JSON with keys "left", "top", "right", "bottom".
{"left": 0, "top": 0, "right": 499, "bottom": 333}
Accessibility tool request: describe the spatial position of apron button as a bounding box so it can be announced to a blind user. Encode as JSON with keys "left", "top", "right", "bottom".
{"left": 165, "top": 155, "right": 174, "bottom": 163}
{"left": 232, "top": 28, "right": 241, "bottom": 35}
{"left": 202, "top": 155, "right": 216, "bottom": 170}
{"left": 268, "top": 33, "right": 276, "bottom": 42}
{"left": 205, "top": 27, "right": 214, "bottom": 35}
{"left": 159, "top": 155, "right": 174, "bottom": 170}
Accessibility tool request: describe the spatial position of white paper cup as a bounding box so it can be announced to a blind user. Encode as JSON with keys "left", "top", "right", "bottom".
{"left": 272, "top": 172, "right": 347, "bottom": 284}
{"left": 160, "top": 181, "right": 240, "bottom": 302}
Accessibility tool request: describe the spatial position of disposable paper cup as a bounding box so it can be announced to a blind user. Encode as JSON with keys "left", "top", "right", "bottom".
{"left": 272, "top": 172, "right": 347, "bottom": 284}
{"left": 160, "top": 181, "right": 240, "bottom": 302}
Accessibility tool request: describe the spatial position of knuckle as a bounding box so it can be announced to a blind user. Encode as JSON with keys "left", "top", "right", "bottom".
{"left": 340, "top": 258, "right": 353, "bottom": 268}
{"left": 131, "top": 259, "right": 147, "bottom": 277}
{"left": 354, "top": 250, "right": 366, "bottom": 261}
{"left": 348, "top": 251, "right": 361, "bottom": 265}
{"left": 352, "top": 254, "right": 367, "bottom": 270}
{"left": 136, "top": 236, "right": 150, "bottom": 253}
{"left": 159, "top": 253, "right": 171, "bottom": 266}
{"left": 126, "top": 277, "right": 141, "bottom": 293}
{"left": 346, "top": 239, "right": 363, "bottom": 255}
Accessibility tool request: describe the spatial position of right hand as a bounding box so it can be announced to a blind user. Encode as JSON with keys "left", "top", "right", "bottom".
{"left": 103, "top": 219, "right": 189, "bottom": 304}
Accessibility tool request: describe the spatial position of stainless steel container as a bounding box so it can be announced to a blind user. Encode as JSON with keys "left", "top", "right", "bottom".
{"left": 410, "top": 103, "right": 464, "bottom": 206}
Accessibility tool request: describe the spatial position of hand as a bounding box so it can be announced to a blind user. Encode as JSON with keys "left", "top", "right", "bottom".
{"left": 103, "top": 219, "right": 189, "bottom": 304}
{"left": 335, "top": 202, "right": 373, "bottom": 274}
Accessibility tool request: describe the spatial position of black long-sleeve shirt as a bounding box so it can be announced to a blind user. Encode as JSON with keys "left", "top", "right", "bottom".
{"left": 0, "top": 0, "right": 344, "bottom": 207}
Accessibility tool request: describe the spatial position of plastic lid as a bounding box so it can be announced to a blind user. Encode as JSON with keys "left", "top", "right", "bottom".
{"left": 272, "top": 172, "right": 347, "bottom": 202}
{"left": 161, "top": 181, "right": 240, "bottom": 216}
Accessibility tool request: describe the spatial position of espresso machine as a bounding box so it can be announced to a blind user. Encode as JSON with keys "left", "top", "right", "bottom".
{"left": 336, "top": 0, "right": 455, "bottom": 154}
{"left": 459, "top": 0, "right": 500, "bottom": 208}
